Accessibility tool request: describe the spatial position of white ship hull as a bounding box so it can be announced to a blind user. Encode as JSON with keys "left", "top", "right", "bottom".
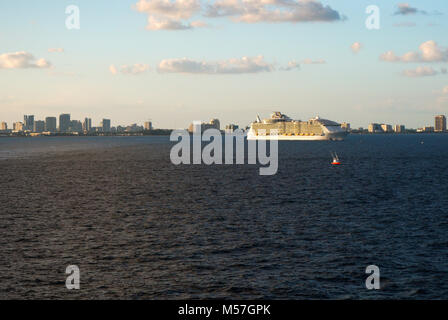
{"left": 247, "top": 130, "right": 347, "bottom": 141}
{"left": 248, "top": 112, "right": 348, "bottom": 141}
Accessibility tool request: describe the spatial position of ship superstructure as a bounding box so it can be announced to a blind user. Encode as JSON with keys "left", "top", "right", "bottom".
{"left": 247, "top": 112, "right": 348, "bottom": 141}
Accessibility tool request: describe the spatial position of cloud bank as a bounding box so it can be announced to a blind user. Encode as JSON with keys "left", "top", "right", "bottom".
{"left": 0, "top": 51, "right": 51, "bottom": 69}
{"left": 301, "top": 58, "right": 326, "bottom": 64}
{"left": 401, "top": 66, "right": 438, "bottom": 77}
{"left": 394, "top": 3, "right": 426, "bottom": 15}
{"left": 134, "top": 0, "right": 206, "bottom": 30}
{"left": 380, "top": 41, "right": 448, "bottom": 63}
{"left": 205, "top": 0, "right": 342, "bottom": 24}
{"left": 157, "top": 56, "right": 274, "bottom": 74}
{"left": 110, "top": 64, "right": 150, "bottom": 75}
{"left": 280, "top": 60, "right": 300, "bottom": 71}
{"left": 134, "top": 0, "right": 343, "bottom": 30}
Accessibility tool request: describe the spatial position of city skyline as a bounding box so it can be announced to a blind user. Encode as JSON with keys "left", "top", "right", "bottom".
{"left": 1, "top": 1, "right": 448, "bottom": 129}
{"left": 1, "top": 111, "right": 446, "bottom": 134}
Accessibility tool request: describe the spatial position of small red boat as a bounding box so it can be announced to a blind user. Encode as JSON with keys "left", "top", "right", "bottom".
{"left": 331, "top": 152, "right": 341, "bottom": 165}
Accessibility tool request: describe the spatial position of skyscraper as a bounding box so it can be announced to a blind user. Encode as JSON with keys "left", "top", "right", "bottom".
{"left": 368, "top": 123, "right": 382, "bottom": 133}
{"left": 101, "top": 119, "right": 111, "bottom": 133}
{"left": 13, "top": 122, "right": 24, "bottom": 132}
{"left": 144, "top": 121, "right": 152, "bottom": 131}
{"left": 341, "top": 122, "right": 350, "bottom": 132}
{"left": 70, "top": 120, "right": 83, "bottom": 133}
{"left": 33, "top": 121, "right": 45, "bottom": 133}
{"left": 59, "top": 114, "right": 71, "bottom": 132}
{"left": 45, "top": 117, "right": 57, "bottom": 132}
{"left": 381, "top": 124, "right": 393, "bottom": 133}
{"left": 24, "top": 115, "right": 34, "bottom": 131}
{"left": 83, "top": 118, "right": 92, "bottom": 132}
{"left": 210, "top": 119, "right": 220, "bottom": 131}
{"left": 0, "top": 122, "right": 7, "bottom": 131}
{"left": 394, "top": 125, "right": 405, "bottom": 133}
{"left": 435, "top": 115, "right": 446, "bottom": 132}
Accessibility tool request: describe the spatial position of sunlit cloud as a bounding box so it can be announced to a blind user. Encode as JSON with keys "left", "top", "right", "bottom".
{"left": 443, "top": 85, "right": 448, "bottom": 94}
{"left": 351, "top": 42, "right": 362, "bottom": 53}
{"left": 134, "top": 0, "right": 343, "bottom": 30}
{"left": 280, "top": 60, "right": 300, "bottom": 71}
{"left": 0, "top": 51, "right": 51, "bottom": 69}
{"left": 401, "top": 66, "right": 438, "bottom": 77}
{"left": 205, "top": 0, "right": 343, "bottom": 24}
{"left": 302, "top": 58, "right": 326, "bottom": 64}
{"left": 157, "top": 56, "right": 274, "bottom": 74}
{"left": 133, "top": 0, "right": 204, "bottom": 30}
{"left": 110, "top": 64, "right": 150, "bottom": 75}
{"left": 394, "top": 3, "right": 426, "bottom": 15}
{"left": 380, "top": 41, "right": 448, "bottom": 63}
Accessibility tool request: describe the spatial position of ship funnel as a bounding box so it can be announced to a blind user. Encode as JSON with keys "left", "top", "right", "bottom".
{"left": 256, "top": 115, "right": 261, "bottom": 123}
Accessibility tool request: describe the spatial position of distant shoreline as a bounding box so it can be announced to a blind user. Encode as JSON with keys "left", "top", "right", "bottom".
{"left": 0, "top": 129, "right": 174, "bottom": 138}
{"left": 1, "top": 132, "right": 447, "bottom": 138}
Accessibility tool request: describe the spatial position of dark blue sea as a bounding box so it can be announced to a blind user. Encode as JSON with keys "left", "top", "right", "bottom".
{"left": 0, "top": 134, "right": 447, "bottom": 299}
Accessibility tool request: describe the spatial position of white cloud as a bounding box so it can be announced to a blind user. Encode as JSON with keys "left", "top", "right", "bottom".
{"left": 302, "top": 58, "right": 326, "bottom": 64}
{"left": 0, "top": 51, "right": 51, "bottom": 69}
{"left": 351, "top": 42, "right": 362, "bottom": 53}
{"left": 443, "top": 86, "right": 448, "bottom": 94}
{"left": 110, "top": 64, "right": 150, "bottom": 75}
{"left": 135, "top": 0, "right": 200, "bottom": 19}
{"left": 394, "top": 3, "right": 425, "bottom": 15}
{"left": 280, "top": 60, "right": 300, "bottom": 71}
{"left": 380, "top": 41, "right": 448, "bottom": 63}
{"left": 48, "top": 48, "right": 64, "bottom": 53}
{"left": 134, "top": 0, "right": 343, "bottom": 30}
{"left": 144, "top": 15, "right": 206, "bottom": 30}
{"left": 134, "top": 0, "right": 204, "bottom": 30}
{"left": 157, "top": 55, "right": 274, "bottom": 74}
{"left": 109, "top": 65, "right": 118, "bottom": 75}
{"left": 401, "top": 66, "right": 438, "bottom": 78}
{"left": 205, "top": 0, "right": 342, "bottom": 23}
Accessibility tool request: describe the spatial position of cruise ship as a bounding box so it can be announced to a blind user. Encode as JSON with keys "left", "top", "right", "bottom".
{"left": 247, "top": 112, "right": 348, "bottom": 141}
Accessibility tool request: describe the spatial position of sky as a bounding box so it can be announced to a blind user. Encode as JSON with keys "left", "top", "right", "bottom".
{"left": 0, "top": 0, "right": 447, "bottom": 129}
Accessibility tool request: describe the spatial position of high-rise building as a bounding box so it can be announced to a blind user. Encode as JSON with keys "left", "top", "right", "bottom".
{"left": 24, "top": 115, "right": 34, "bottom": 131}
{"left": 101, "top": 119, "right": 111, "bottom": 132}
{"left": 381, "top": 124, "right": 393, "bottom": 133}
{"left": 45, "top": 117, "right": 57, "bottom": 132}
{"left": 33, "top": 120, "right": 45, "bottom": 133}
{"left": 70, "top": 120, "right": 83, "bottom": 133}
{"left": 394, "top": 125, "right": 405, "bottom": 133}
{"left": 0, "top": 122, "right": 7, "bottom": 131}
{"left": 83, "top": 118, "right": 92, "bottom": 132}
{"left": 435, "top": 115, "right": 446, "bottom": 132}
{"left": 210, "top": 119, "right": 220, "bottom": 131}
{"left": 144, "top": 121, "right": 153, "bottom": 131}
{"left": 341, "top": 122, "right": 350, "bottom": 132}
{"left": 368, "top": 123, "right": 382, "bottom": 133}
{"left": 13, "top": 122, "right": 24, "bottom": 132}
{"left": 188, "top": 118, "right": 221, "bottom": 133}
{"left": 125, "top": 124, "right": 143, "bottom": 133}
{"left": 59, "top": 114, "right": 71, "bottom": 132}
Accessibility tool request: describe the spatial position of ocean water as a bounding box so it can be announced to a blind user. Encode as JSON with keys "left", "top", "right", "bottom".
{"left": 0, "top": 134, "right": 447, "bottom": 299}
